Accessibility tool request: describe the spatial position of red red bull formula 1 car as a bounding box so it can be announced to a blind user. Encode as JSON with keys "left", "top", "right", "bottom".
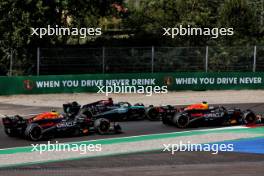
{"left": 2, "top": 102, "right": 121, "bottom": 141}
{"left": 162, "top": 102, "right": 259, "bottom": 128}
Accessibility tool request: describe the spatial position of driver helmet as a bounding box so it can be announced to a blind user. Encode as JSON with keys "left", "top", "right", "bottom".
{"left": 106, "top": 97, "right": 113, "bottom": 106}
{"left": 201, "top": 101, "right": 209, "bottom": 109}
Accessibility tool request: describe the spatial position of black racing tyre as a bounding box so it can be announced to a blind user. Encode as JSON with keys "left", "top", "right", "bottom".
{"left": 4, "top": 128, "right": 16, "bottom": 137}
{"left": 173, "top": 114, "right": 190, "bottom": 128}
{"left": 24, "top": 123, "right": 43, "bottom": 141}
{"left": 162, "top": 115, "right": 171, "bottom": 125}
{"left": 78, "top": 109, "right": 93, "bottom": 124}
{"left": 146, "top": 107, "right": 160, "bottom": 121}
{"left": 113, "top": 123, "right": 122, "bottom": 134}
{"left": 81, "top": 109, "right": 93, "bottom": 118}
{"left": 243, "top": 111, "right": 256, "bottom": 124}
{"left": 94, "top": 118, "right": 110, "bottom": 135}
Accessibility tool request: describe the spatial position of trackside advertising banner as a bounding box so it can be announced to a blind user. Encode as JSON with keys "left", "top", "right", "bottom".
{"left": 0, "top": 72, "right": 264, "bottom": 95}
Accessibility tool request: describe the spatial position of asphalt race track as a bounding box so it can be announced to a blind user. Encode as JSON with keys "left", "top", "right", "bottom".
{"left": 0, "top": 102, "right": 264, "bottom": 149}
{"left": 0, "top": 102, "right": 263, "bottom": 175}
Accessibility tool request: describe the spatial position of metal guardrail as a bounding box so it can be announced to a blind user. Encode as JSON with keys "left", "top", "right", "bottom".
{"left": 6, "top": 46, "right": 264, "bottom": 75}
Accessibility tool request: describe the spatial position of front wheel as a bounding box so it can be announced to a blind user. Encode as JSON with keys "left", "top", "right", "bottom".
{"left": 162, "top": 115, "right": 171, "bottom": 125}
{"left": 4, "top": 128, "right": 16, "bottom": 137}
{"left": 113, "top": 123, "right": 122, "bottom": 134}
{"left": 94, "top": 118, "right": 110, "bottom": 135}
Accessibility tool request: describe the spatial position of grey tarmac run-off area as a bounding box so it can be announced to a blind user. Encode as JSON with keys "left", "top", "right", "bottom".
{"left": 1, "top": 152, "right": 263, "bottom": 176}
{"left": 0, "top": 91, "right": 263, "bottom": 176}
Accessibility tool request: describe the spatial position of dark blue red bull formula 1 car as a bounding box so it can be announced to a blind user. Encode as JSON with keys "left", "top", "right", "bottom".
{"left": 162, "top": 102, "right": 258, "bottom": 128}
{"left": 2, "top": 102, "right": 121, "bottom": 141}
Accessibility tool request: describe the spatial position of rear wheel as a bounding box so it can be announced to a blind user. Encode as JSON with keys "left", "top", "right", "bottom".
{"left": 173, "top": 114, "right": 190, "bottom": 128}
{"left": 25, "top": 123, "right": 43, "bottom": 141}
{"left": 146, "top": 107, "right": 160, "bottom": 121}
{"left": 81, "top": 109, "right": 93, "bottom": 118}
